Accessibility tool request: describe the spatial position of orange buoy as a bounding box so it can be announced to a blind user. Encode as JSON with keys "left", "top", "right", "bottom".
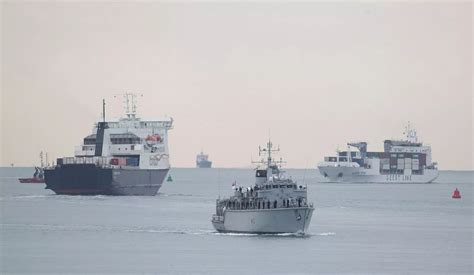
{"left": 452, "top": 188, "right": 461, "bottom": 199}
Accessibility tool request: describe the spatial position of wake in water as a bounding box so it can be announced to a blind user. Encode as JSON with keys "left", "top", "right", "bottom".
{"left": 2, "top": 223, "right": 335, "bottom": 239}
{"left": 315, "top": 232, "right": 336, "bottom": 236}
{"left": 157, "top": 193, "right": 200, "bottom": 197}
{"left": 125, "top": 228, "right": 215, "bottom": 235}
{"left": 0, "top": 194, "right": 54, "bottom": 201}
{"left": 0, "top": 194, "right": 111, "bottom": 201}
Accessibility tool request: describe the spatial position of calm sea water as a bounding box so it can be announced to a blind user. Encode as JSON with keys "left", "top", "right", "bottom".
{"left": 1, "top": 168, "right": 472, "bottom": 274}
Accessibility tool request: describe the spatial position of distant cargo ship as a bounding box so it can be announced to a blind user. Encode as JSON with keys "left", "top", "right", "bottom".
{"left": 317, "top": 123, "right": 439, "bottom": 183}
{"left": 196, "top": 151, "right": 212, "bottom": 168}
{"left": 44, "top": 94, "right": 173, "bottom": 195}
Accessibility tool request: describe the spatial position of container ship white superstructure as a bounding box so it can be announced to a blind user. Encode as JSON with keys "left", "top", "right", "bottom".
{"left": 44, "top": 95, "right": 173, "bottom": 195}
{"left": 317, "top": 124, "right": 438, "bottom": 183}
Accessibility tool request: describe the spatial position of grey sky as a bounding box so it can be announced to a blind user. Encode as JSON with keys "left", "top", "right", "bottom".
{"left": 1, "top": 2, "right": 472, "bottom": 169}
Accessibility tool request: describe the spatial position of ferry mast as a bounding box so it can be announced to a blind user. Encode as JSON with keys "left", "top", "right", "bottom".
{"left": 113, "top": 93, "right": 143, "bottom": 120}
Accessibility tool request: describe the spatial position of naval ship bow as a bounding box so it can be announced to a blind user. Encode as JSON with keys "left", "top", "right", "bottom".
{"left": 211, "top": 140, "right": 314, "bottom": 234}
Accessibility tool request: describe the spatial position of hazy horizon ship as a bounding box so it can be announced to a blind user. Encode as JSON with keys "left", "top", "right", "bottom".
{"left": 44, "top": 94, "right": 173, "bottom": 195}
{"left": 317, "top": 123, "right": 439, "bottom": 183}
{"left": 211, "top": 140, "right": 314, "bottom": 234}
{"left": 196, "top": 151, "right": 212, "bottom": 168}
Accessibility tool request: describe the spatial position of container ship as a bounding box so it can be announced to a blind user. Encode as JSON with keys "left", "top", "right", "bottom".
{"left": 317, "top": 123, "right": 438, "bottom": 183}
{"left": 196, "top": 151, "right": 212, "bottom": 168}
{"left": 44, "top": 94, "right": 173, "bottom": 195}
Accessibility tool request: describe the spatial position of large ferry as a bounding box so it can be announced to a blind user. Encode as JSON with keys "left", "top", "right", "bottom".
{"left": 44, "top": 94, "right": 173, "bottom": 195}
{"left": 317, "top": 123, "right": 438, "bottom": 183}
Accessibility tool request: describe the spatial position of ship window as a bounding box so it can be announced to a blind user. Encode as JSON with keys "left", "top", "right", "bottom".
{"left": 110, "top": 134, "right": 140, "bottom": 145}
{"left": 287, "top": 185, "right": 292, "bottom": 188}
{"left": 272, "top": 185, "right": 278, "bottom": 188}
{"left": 280, "top": 185, "right": 286, "bottom": 188}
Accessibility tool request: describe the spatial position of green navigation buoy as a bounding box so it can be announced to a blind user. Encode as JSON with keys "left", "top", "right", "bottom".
{"left": 167, "top": 174, "right": 173, "bottom": 182}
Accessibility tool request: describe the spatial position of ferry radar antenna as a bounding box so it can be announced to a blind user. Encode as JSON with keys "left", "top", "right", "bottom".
{"left": 102, "top": 99, "right": 106, "bottom": 122}
{"left": 113, "top": 93, "right": 143, "bottom": 119}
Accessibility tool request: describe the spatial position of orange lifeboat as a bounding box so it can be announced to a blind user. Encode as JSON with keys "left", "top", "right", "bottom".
{"left": 145, "top": 134, "right": 161, "bottom": 142}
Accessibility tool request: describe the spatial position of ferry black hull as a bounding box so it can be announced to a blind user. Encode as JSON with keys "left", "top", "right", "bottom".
{"left": 44, "top": 164, "right": 169, "bottom": 196}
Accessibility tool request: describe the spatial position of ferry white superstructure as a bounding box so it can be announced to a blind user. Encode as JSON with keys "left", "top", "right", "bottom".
{"left": 317, "top": 123, "right": 439, "bottom": 183}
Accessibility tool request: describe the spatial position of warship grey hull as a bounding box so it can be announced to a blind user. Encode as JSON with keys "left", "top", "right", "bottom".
{"left": 212, "top": 207, "right": 314, "bottom": 234}
{"left": 45, "top": 164, "right": 169, "bottom": 196}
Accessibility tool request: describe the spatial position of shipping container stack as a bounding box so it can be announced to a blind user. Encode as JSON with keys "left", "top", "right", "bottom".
{"left": 379, "top": 153, "right": 426, "bottom": 175}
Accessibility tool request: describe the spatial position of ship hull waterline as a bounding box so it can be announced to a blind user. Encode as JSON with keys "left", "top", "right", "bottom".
{"left": 212, "top": 207, "right": 314, "bottom": 234}
{"left": 196, "top": 161, "right": 212, "bottom": 168}
{"left": 44, "top": 164, "right": 169, "bottom": 196}
{"left": 318, "top": 166, "right": 439, "bottom": 184}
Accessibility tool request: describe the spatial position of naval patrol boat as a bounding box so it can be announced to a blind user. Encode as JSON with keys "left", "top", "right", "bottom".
{"left": 44, "top": 94, "right": 173, "bottom": 195}
{"left": 211, "top": 140, "right": 314, "bottom": 234}
{"left": 317, "top": 123, "right": 438, "bottom": 183}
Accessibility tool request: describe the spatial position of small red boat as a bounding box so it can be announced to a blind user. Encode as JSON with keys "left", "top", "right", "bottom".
{"left": 18, "top": 166, "right": 45, "bottom": 184}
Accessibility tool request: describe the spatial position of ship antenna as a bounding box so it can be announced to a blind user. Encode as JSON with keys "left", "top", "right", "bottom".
{"left": 39, "top": 151, "right": 44, "bottom": 168}
{"left": 267, "top": 139, "right": 272, "bottom": 167}
{"left": 113, "top": 93, "right": 143, "bottom": 119}
{"left": 102, "top": 99, "right": 106, "bottom": 122}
